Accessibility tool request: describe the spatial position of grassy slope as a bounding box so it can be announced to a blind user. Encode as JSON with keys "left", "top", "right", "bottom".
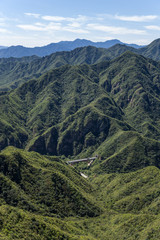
{"left": 0, "top": 205, "right": 97, "bottom": 240}
{"left": 90, "top": 130, "right": 160, "bottom": 174}
{"left": 87, "top": 166, "right": 160, "bottom": 240}
{"left": 0, "top": 147, "right": 100, "bottom": 218}
{"left": 1, "top": 148, "right": 160, "bottom": 239}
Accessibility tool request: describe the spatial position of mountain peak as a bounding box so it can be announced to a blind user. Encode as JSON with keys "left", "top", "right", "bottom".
{"left": 0, "top": 39, "right": 143, "bottom": 58}
{"left": 139, "top": 38, "right": 160, "bottom": 61}
{"left": 104, "top": 39, "right": 121, "bottom": 43}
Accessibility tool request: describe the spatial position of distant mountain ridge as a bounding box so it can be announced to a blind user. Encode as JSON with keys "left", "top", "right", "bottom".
{"left": 0, "top": 46, "right": 7, "bottom": 50}
{"left": 1, "top": 39, "right": 160, "bottom": 91}
{"left": 0, "top": 38, "right": 143, "bottom": 58}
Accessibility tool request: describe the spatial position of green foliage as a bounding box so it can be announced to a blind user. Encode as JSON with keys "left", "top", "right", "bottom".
{"left": 1, "top": 153, "right": 160, "bottom": 239}
{"left": 0, "top": 147, "right": 101, "bottom": 218}
{"left": 1, "top": 51, "right": 160, "bottom": 173}
{"left": 1, "top": 39, "right": 160, "bottom": 90}
{"left": 139, "top": 38, "right": 160, "bottom": 61}
{"left": 0, "top": 205, "right": 95, "bottom": 239}
{"left": 0, "top": 47, "right": 110, "bottom": 91}
{"left": 91, "top": 130, "right": 160, "bottom": 174}
{"left": 1, "top": 42, "right": 160, "bottom": 239}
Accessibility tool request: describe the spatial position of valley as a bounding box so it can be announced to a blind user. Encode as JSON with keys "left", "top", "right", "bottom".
{"left": 1, "top": 39, "right": 160, "bottom": 239}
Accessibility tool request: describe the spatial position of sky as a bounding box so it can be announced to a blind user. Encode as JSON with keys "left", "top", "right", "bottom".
{"left": 0, "top": 0, "right": 160, "bottom": 47}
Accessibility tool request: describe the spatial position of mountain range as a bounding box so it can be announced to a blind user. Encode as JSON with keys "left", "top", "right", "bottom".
{"left": 1, "top": 38, "right": 160, "bottom": 239}
{"left": 1, "top": 48, "right": 160, "bottom": 168}
{"left": 1, "top": 38, "right": 160, "bottom": 92}
{"left": 0, "top": 38, "right": 143, "bottom": 58}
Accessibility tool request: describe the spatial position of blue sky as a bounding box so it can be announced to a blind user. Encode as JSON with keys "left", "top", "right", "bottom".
{"left": 0, "top": 0, "right": 160, "bottom": 47}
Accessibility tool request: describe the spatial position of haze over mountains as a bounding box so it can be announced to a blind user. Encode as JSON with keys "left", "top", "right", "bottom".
{"left": 1, "top": 38, "right": 160, "bottom": 239}
{"left": 0, "top": 38, "right": 143, "bottom": 58}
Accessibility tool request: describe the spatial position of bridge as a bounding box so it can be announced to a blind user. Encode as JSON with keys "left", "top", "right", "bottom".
{"left": 66, "top": 156, "right": 97, "bottom": 165}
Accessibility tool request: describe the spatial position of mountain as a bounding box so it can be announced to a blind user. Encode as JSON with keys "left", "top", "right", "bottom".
{"left": 1, "top": 42, "right": 160, "bottom": 239}
{"left": 0, "top": 146, "right": 100, "bottom": 217}
{"left": 2, "top": 39, "right": 160, "bottom": 91}
{"left": 1, "top": 51, "right": 160, "bottom": 168}
{"left": 0, "top": 45, "right": 138, "bottom": 91}
{"left": 1, "top": 147, "right": 160, "bottom": 239}
{"left": 0, "top": 46, "right": 110, "bottom": 91}
{"left": 0, "top": 62, "right": 126, "bottom": 156}
{"left": 3, "top": 38, "right": 160, "bottom": 91}
{"left": 0, "top": 38, "right": 143, "bottom": 58}
{"left": 0, "top": 146, "right": 102, "bottom": 239}
{"left": 139, "top": 38, "right": 160, "bottom": 61}
{"left": 89, "top": 165, "right": 160, "bottom": 239}
{"left": 1, "top": 38, "right": 160, "bottom": 62}
{"left": 98, "top": 38, "right": 160, "bottom": 61}
{"left": 0, "top": 46, "right": 7, "bottom": 50}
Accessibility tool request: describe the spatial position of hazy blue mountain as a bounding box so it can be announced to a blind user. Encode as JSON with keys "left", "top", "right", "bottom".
{"left": 0, "top": 46, "right": 7, "bottom": 50}
{"left": 0, "top": 38, "right": 143, "bottom": 58}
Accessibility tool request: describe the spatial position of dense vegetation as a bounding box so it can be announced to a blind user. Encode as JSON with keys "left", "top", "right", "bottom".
{"left": 1, "top": 147, "right": 160, "bottom": 239}
{"left": 1, "top": 38, "right": 160, "bottom": 91}
{"left": 1, "top": 51, "right": 160, "bottom": 164}
{"left": 1, "top": 39, "right": 160, "bottom": 239}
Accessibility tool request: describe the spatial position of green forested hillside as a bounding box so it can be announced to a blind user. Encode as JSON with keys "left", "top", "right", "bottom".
{"left": 0, "top": 46, "right": 110, "bottom": 91}
{"left": 1, "top": 52, "right": 160, "bottom": 164}
{"left": 139, "top": 38, "right": 160, "bottom": 61}
{"left": 1, "top": 38, "right": 160, "bottom": 92}
{"left": 1, "top": 147, "right": 160, "bottom": 239}
{"left": 1, "top": 42, "right": 160, "bottom": 239}
{"left": 0, "top": 147, "right": 100, "bottom": 217}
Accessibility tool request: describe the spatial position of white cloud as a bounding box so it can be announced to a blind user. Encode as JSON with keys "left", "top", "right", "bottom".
{"left": 115, "top": 15, "right": 158, "bottom": 22}
{"left": 17, "top": 24, "right": 45, "bottom": 31}
{"left": 42, "top": 14, "right": 89, "bottom": 23}
{"left": 25, "top": 13, "right": 40, "bottom": 18}
{"left": 87, "top": 24, "right": 146, "bottom": 35}
{"left": 21, "top": 14, "right": 90, "bottom": 34}
{"left": 145, "top": 25, "right": 160, "bottom": 30}
{"left": 67, "top": 22, "right": 82, "bottom": 28}
{"left": 0, "top": 28, "right": 9, "bottom": 33}
{"left": 34, "top": 22, "right": 45, "bottom": 27}
{"left": 42, "top": 16, "right": 67, "bottom": 22}
{"left": 47, "top": 22, "right": 62, "bottom": 31}
{"left": 75, "top": 15, "right": 89, "bottom": 22}
{"left": 17, "top": 22, "right": 62, "bottom": 32}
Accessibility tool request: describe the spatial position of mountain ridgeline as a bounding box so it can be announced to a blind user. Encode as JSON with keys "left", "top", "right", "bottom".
{"left": 1, "top": 49, "right": 160, "bottom": 173}
{"left": 1, "top": 37, "right": 160, "bottom": 61}
{"left": 0, "top": 38, "right": 142, "bottom": 58}
{"left": 1, "top": 39, "right": 160, "bottom": 239}
{"left": 1, "top": 38, "right": 160, "bottom": 92}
